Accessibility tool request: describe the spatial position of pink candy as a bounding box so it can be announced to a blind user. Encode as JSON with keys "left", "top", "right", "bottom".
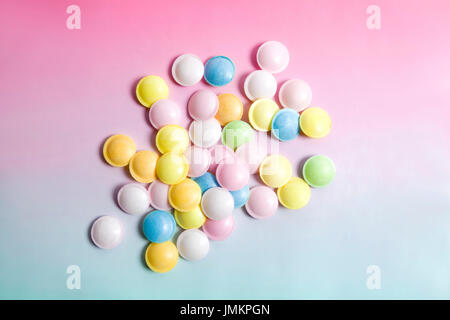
{"left": 148, "top": 99, "right": 181, "bottom": 129}
{"left": 245, "top": 186, "right": 278, "bottom": 219}
{"left": 188, "top": 89, "right": 219, "bottom": 121}
{"left": 216, "top": 158, "right": 249, "bottom": 191}
{"left": 185, "top": 145, "right": 211, "bottom": 178}
{"left": 202, "top": 215, "right": 235, "bottom": 241}
{"left": 148, "top": 180, "right": 171, "bottom": 211}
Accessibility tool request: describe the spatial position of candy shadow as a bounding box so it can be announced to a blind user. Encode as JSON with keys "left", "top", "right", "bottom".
{"left": 167, "top": 56, "right": 178, "bottom": 84}
{"left": 140, "top": 244, "right": 149, "bottom": 269}
{"left": 297, "top": 154, "right": 314, "bottom": 178}
{"left": 112, "top": 184, "right": 125, "bottom": 209}
{"left": 137, "top": 214, "right": 147, "bottom": 239}
{"left": 98, "top": 136, "right": 109, "bottom": 163}
{"left": 130, "top": 76, "right": 145, "bottom": 106}
{"left": 250, "top": 42, "right": 264, "bottom": 69}
{"left": 237, "top": 72, "right": 251, "bottom": 100}
{"left": 86, "top": 215, "right": 106, "bottom": 248}
{"left": 201, "top": 55, "right": 214, "bottom": 86}
{"left": 148, "top": 130, "right": 158, "bottom": 151}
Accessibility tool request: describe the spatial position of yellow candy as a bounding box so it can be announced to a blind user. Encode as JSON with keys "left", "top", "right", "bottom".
{"left": 136, "top": 75, "right": 169, "bottom": 108}
{"left": 215, "top": 93, "right": 243, "bottom": 126}
{"left": 174, "top": 205, "right": 206, "bottom": 229}
{"left": 129, "top": 150, "right": 159, "bottom": 183}
{"left": 259, "top": 154, "right": 292, "bottom": 188}
{"left": 103, "top": 134, "right": 136, "bottom": 167}
{"left": 168, "top": 178, "right": 201, "bottom": 212}
{"left": 156, "top": 152, "right": 189, "bottom": 185}
{"left": 145, "top": 241, "right": 178, "bottom": 273}
{"left": 277, "top": 177, "right": 311, "bottom": 209}
{"left": 300, "top": 107, "right": 331, "bottom": 138}
{"left": 156, "top": 125, "right": 189, "bottom": 154}
{"left": 248, "top": 98, "right": 279, "bottom": 131}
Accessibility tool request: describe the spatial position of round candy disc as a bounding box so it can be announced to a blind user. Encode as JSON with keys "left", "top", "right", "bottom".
{"left": 174, "top": 205, "right": 206, "bottom": 229}
{"left": 185, "top": 145, "right": 211, "bottom": 178}
{"left": 177, "top": 229, "right": 210, "bottom": 261}
{"left": 208, "top": 144, "right": 234, "bottom": 173}
{"left": 192, "top": 172, "right": 219, "bottom": 194}
{"left": 148, "top": 180, "right": 171, "bottom": 211}
{"left": 168, "top": 178, "right": 202, "bottom": 212}
{"left": 235, "top": 140, "right": 267, "bottom": 174}
{"left": 189, "top": 118, "right": 222, "bottom": 148}
{"left": 245, "top": 186, "right": 278, "bottom": 219}
{"left": 299, "top": 107, "right": 331, "bottom": 138}
{"left": 279, "top": 79, "right": 312, "bottom": 111}
{"left": 248, "top": 99, "right": 280, "bottom": 132}
{"left": 142, "top": 210, "right": 176, "bottom": 243}
{"left": 216, "top": 158, "right": 249, "bottom": 191}
{"left": 172, "top": 54, "right": 204, "bottom": 86}
{"left": 117, "top": 183, "right": 150, "bottom": 215}
{"left": 156, "top": 125, "right": 189, "bottom": 154}
{"left": 271, "top": 108, "right": 300, "bottom": 141}
{"left": 188, "top": 89, "right": 219, "bottom": 121}
{"left": 230, "top": 184, "right": 250, "bottom": 208}
{"left": 103, "top": 134, "right": 136, "bottom": 167}
{"left": 256, "top": 41, "right": 289, "bottom": 73}
{"left": 148, "top": 99, "right": 181, "bottom": 130}
{"left": 136, "top": 75, "right": 169, "bottom": 108}
{"left": 201, "top": 187, "right": 234, "bottom": 220}
{"left": 91, "top": 216, "right": 123, "bottom": 249}
{"left": 129, "top": 150, "right": 159, "bottom": 183}
{"left": 277, "top": 177, "right": 311, "bottom": 209}
{"left": 204, "top": 56, "right": 235, "bottom": 87}
{"left": 302, "top": 155, "right": 336, "bottom": 188}
{"left": 145, "top": 241, "right": 178, "bottom": 273}
{"left": 222, "top": 120, "right": 254, "bottom": 150}
{"left": 244, "top": 70, "right": 277, "bottom": 101}
{"left": 215, "top": 93, "right": 243, "bottom": 126}
{"left": 156, "top": 152, "right": 189, "bottom": 185}
{"left": 259, "top": 154, "right": 292, "bottom": 188}
{"left": 202, "top": 215, "right": 234, "bottom": 241}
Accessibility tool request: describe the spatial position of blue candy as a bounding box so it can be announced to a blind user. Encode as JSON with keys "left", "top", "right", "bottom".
{"left": 271, "top": 108, "right": 300, "bottom": 141}
{"left": 230, "top": 184, "right": 250, "bottom": 208}
{"left": 204, "top": 56, "right": 235, "bottom": 87}
{"left": 142, "top": 210, "right": 175, "bottom": 243}
{"left": 192, "top": 172, "right": 219, "bottom": 194}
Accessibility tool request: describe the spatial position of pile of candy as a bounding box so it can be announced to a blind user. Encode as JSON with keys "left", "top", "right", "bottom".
{"left": 91, "top": 41, "right": 336, "bottom": 273}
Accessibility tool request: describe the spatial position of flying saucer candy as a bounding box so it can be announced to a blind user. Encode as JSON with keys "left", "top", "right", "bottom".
{"left": 172, "top": 53, "right": 204, "bottom": 86}
{"left": 256, "top": 41, "right": 289, "bottom": 73}
{"left": 279, "top": 79, "right": 312, "bottom": 111}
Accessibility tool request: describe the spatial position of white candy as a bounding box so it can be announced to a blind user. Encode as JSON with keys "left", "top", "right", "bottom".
{"left": 244, "top": 70, "right": 277, "bottom": 101}
{"left": 188, "top": 118, "right": 222, "bottom": 148}
{"left": 201, "top": 187, "right": 234, "bottom": 220}
{"left": 176, "top": 229, "right": 210, "bottom": 261}
{"left": 117, "top": 183, "right": 151, "bottom": 215}
{"left": 90, "top": 216, "right": 123, "bottom": 249}
{"left": 278, "top": 79, "right": 312, "bottom": 111}
{"left": 172, "top": 54, "right": 204, "bottom": 86}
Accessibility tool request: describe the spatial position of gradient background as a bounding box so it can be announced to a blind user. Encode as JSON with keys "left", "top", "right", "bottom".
{"left": 1, "top": 0, "right": 449, "bottom": 299}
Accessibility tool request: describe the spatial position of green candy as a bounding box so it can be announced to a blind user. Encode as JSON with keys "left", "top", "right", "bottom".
{"left": 302, "top": 155, "right": 335, "bottom": 188}
{"left": 221, "top": 120, "right": 254, "bottom": 150}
